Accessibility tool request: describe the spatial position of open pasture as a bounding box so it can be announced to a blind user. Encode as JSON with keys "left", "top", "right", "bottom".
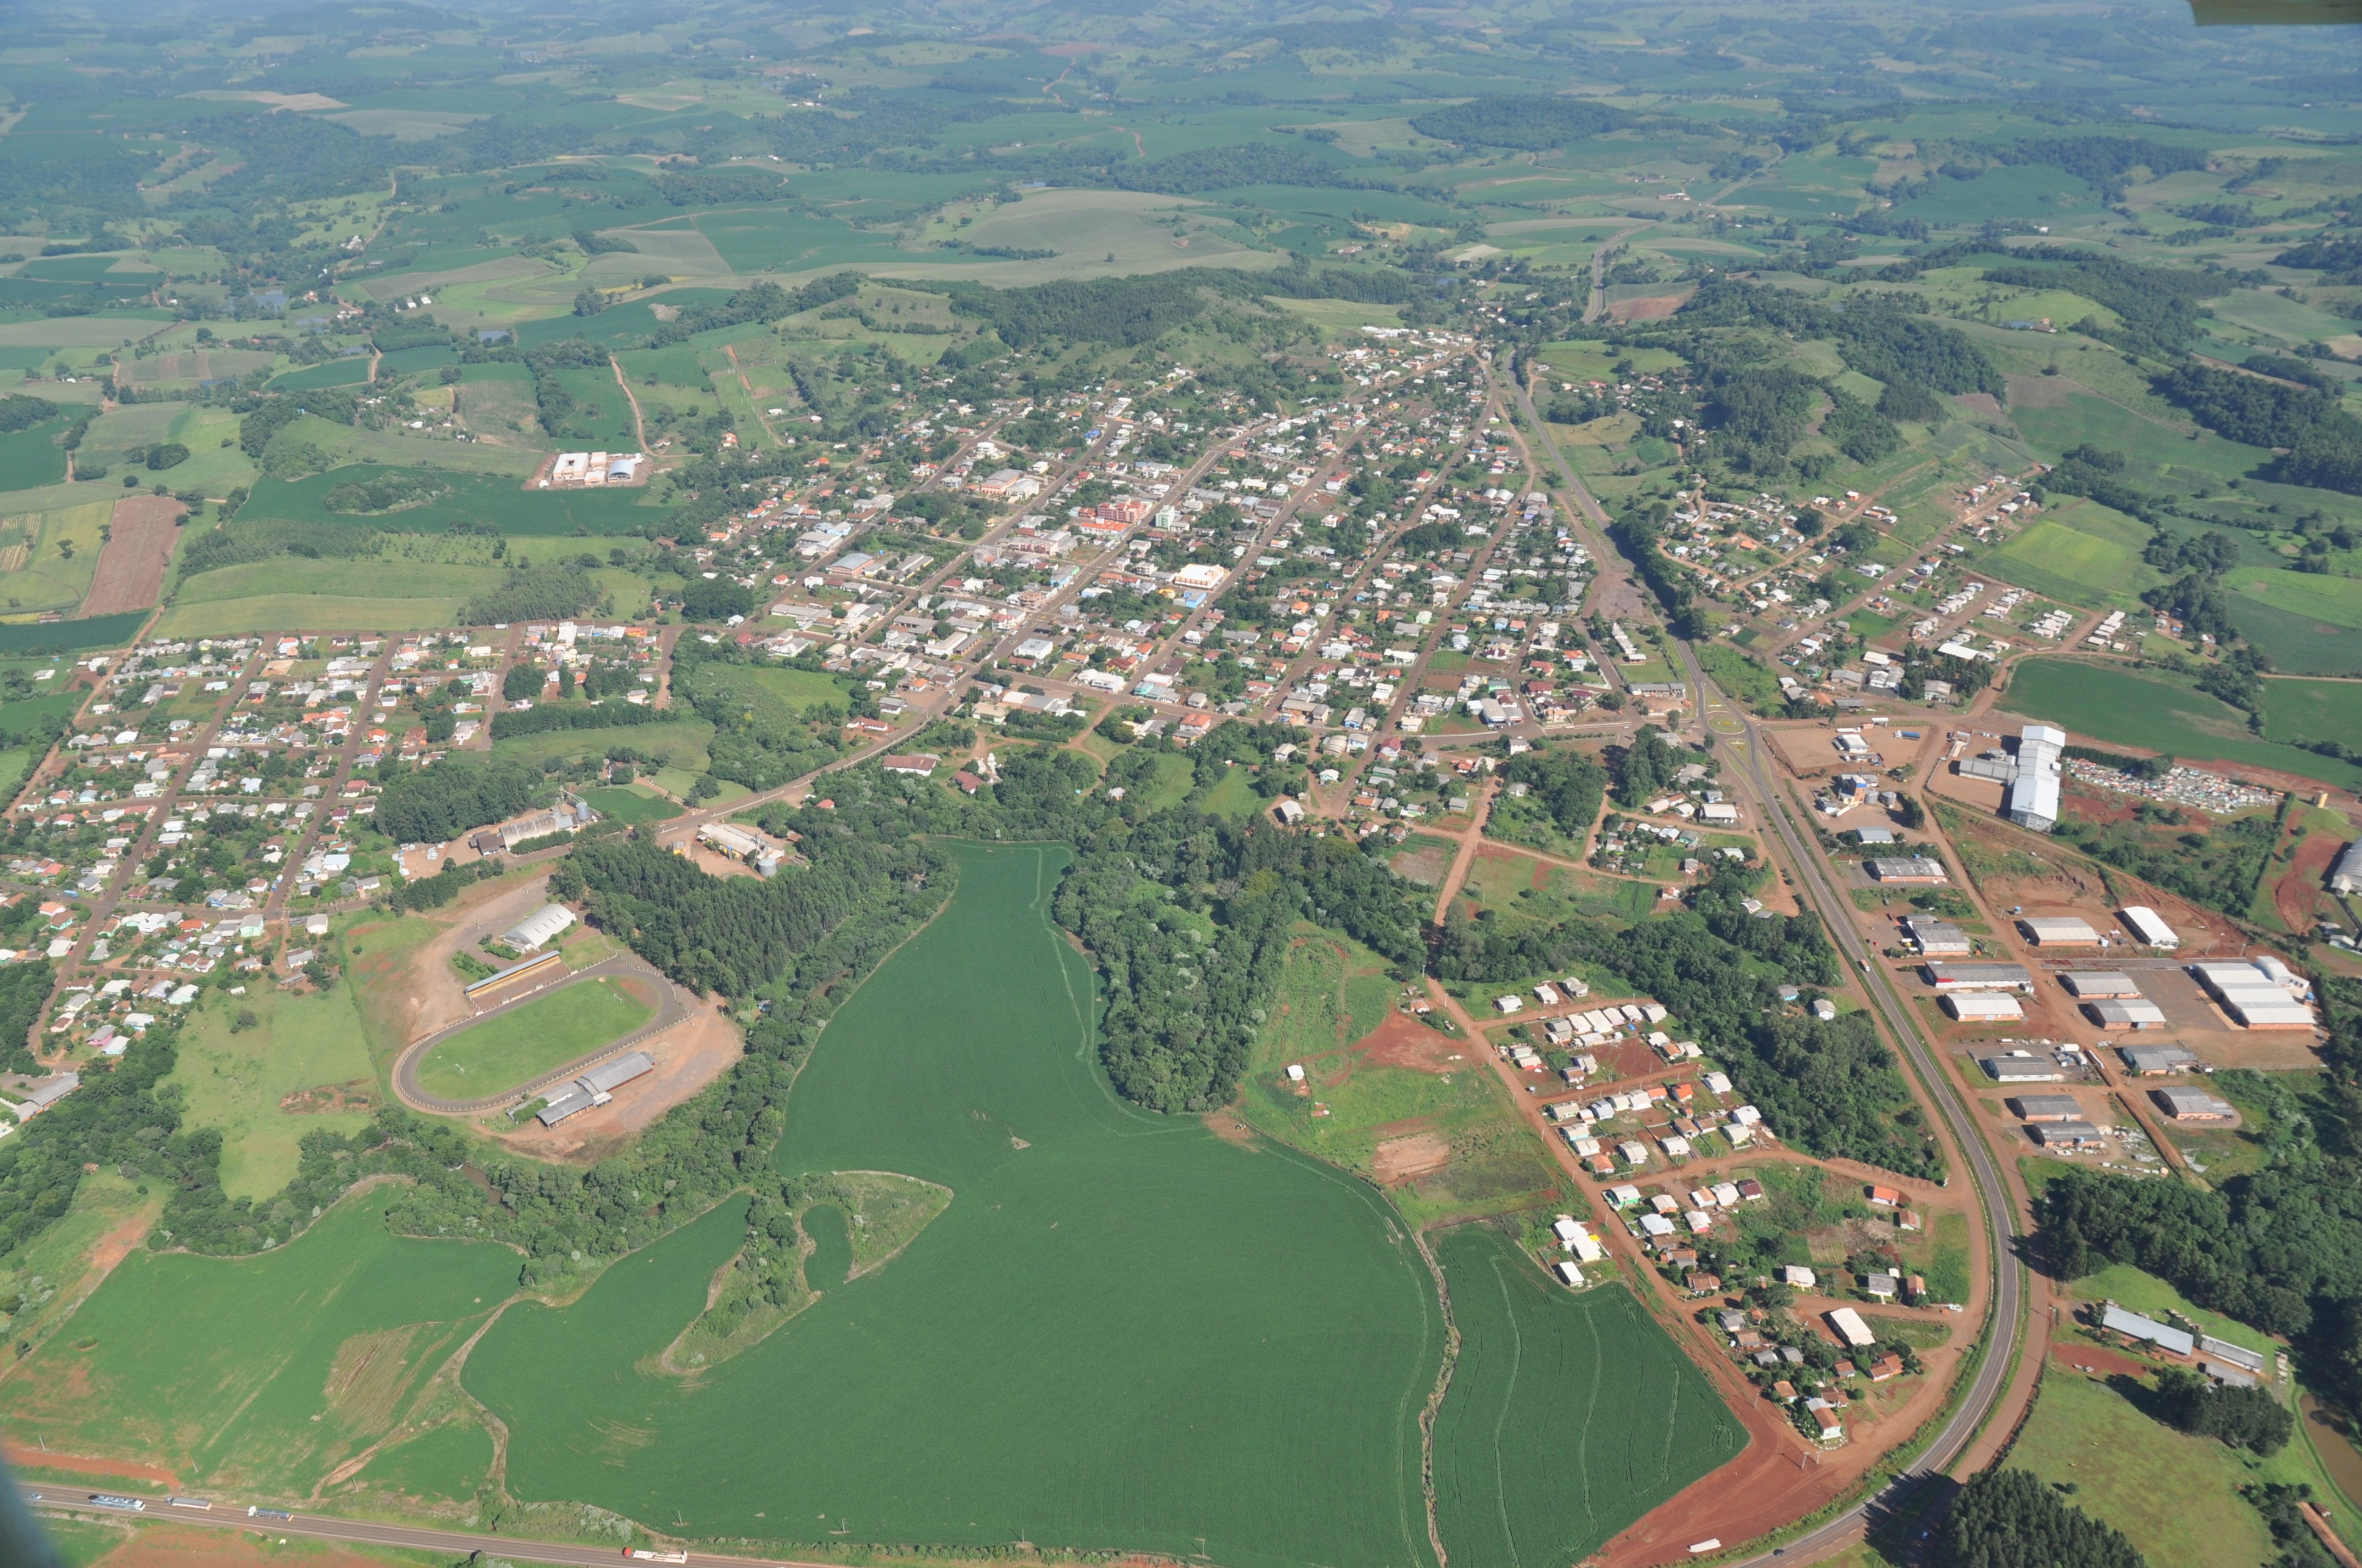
{"left": 465, "top": 842, "right": 1449, "bottom": 1568}
{"left": 165, "top": 983, "right": 381, "bottom": 1200}
{"left": 491, "top": 717, "right": 714, "bottom": 775}
{"left": 0, "top": 499, "right": 110, "bottom": 615}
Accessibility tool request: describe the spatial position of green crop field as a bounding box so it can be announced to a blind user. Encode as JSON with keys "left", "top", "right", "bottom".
{"left": 0, "top": 1194, "right": 518, "bottom": 1498}
{"left": 2263, "top": 678, "right": 2362, "bottom": 747}
{"left": 1984, "top": 504, "right": 2158, "bottom": 610}
{"left": 350, "top": 1419, "right": 497, "bottom": 1503}
{"left": 166, "top": 983, "right": 381, "bottom": 1200}
{"left": 412, "top": 976, "right": 654, "bottom": 1101}
{"left": 464, "top": 842, "right": 1451, "bottom": 1568}
{"left": 1430, "top": 1229, "right": 1746, "bottom": 1568}
{"left": 0, "top": 415, "right": 71, "bottom": 490}
{"left": 583, "top": 784, "right": 683, "bottom": 823}
{"left": 270, "top": 358, "right": 374, "bottom": 390}
{"left": 2223, "top": 568, "right": 2362, "bottom": 677}
{"left": 239, "top": 467, "right": 658, "bottom": 536}
{"left": 1999, "top": 658, "right": 2362, "bottom": 790}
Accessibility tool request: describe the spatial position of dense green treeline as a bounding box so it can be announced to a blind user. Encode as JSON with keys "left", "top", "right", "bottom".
{"left": 1681, "top": 280, "right": 2006, "bottom": 398}
{"left": 1936, "top": 1469, "right": 2147, "bottom": 1568}
{"left": 2153, "top": 362, "right": 2362, "bottom": 496}
{"left": 2037, "top": 1156, "right": 2362, "bottom": 1412}
{"left": 0, "top": 957, "right": 55, "bottom": 1075}
{"left": 1408, "top": 96, "right": 1626, "bottom": 149}
{"left": 556, "top": 834, "right": 919, "bottom": 1000}
{"left": 458, "top": 562, "right": 605, "bottom": 626}
{"left": 1502, "top": 746, "right": 1606, "bottom": 839}
{"left": 374, "top": 757, "right": 540, "bottom": 845}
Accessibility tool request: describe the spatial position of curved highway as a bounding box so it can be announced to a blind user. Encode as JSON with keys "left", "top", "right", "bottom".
{"left": 1503, "top": 366, "right": 2026, "bottom": 1563}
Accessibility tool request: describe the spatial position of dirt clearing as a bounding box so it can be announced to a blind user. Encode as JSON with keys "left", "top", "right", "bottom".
{"left": 489, "top": 993, "right": 741, "bottom": 1161}
{"left": 81, "top": 495, "right": 183, "bottom": 617}
{"left": 1371, "top": 1133, "right": 1452, "bottom": 1184}
{"left": 1351, "top": 1010, "right": 1467, "bottom": 1074}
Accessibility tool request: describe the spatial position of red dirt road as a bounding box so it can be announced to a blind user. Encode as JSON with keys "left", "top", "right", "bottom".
{"left": 79, "top": 496, "right": 183, "bottom": 617}
{"left": 1, "top": 1440, "right": 180, "bottom": 1489}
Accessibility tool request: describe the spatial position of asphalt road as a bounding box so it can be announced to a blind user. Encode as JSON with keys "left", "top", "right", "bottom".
{"left": 1506, "top": 365, "right": 2026, "bottom": 1564}
{"left": 14, "top": 1482, "right": 770, "bottom": 1568}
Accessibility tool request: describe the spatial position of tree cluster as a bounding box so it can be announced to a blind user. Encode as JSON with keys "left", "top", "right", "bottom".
{"left": 373, "top": 757, "right": 540, "bottom": 844}
{"left": 1934, "top": 1468, "right": 2147, "bottom": 1568}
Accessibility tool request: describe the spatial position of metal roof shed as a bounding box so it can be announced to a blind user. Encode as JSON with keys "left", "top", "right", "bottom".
{"left": 500, "top": 903, "right": 576, "bottom": 952}
{"left": 536, "top": 1086, "right": 594, "bottom": 1126}
{"left": 579, "top": 1051, "right": 655, "bottom": 1096}
{"left": 1946, "top": 992, "right": 2025, "bottom": 1022}
{"left": 2019, "top": 916, "right": 2100, "bottom": 946}
{"left": 2028, "top": 1120, "right": 2106, "bottom": 1147}
{"left": 1827, "top": 1307, "right": 1876, "bottom": 1348}
{"left": 2102, "top": 1304, "right": 2195, "bottom": 1357}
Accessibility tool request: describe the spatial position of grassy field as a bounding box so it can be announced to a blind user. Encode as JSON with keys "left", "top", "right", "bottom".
{"left": 1231, "top": 927, "right": 1559, "bottom": 1228}
{"left": 492, "top": 718, "right": 714, "bottom": 774}
{"left": 165, "top": 983, "right": 381, "bottom": 1200}
{"left": 583, "top": 783, "right": 682, "bottom": 823}
{"left": 412, "top": 976, "right": 653, "bottom": 1101}
{"left": 2000, "top": 657, "right": 2362, "bottom": 790}
{"left": 1430, "top": 1228, "right": 1747, "bottom": 1568}
{"left": 1199, "top": 764, "right": 1266, "bottom": 819}
{"left": 0, "top": 1171, "right": 157, "bottom": 1362}
{"left": 2008, "top": 1369, "right": 2276, "bottom": 1568}
{"left": 2262, "top": 677, "right": 2362, "bottom": 747}
{"left": 154, "top": 593, "right": 473, "bottom": 637}
{"left": 465, "top": 842, "right": 1451, "bottom": 1568}
{"left": 0, "top": 413, "right": 71, "bottom": 490}
{"left": 0, "top": 1193, "right": 518, "bottom": 1499}
{"left": 0, "top": 499, "right": 109, "bottom": 615}
{"left": 173, "top": 558, "right": 505, "bottom": 607}
{"left": 1983, "top": 502, "right": 2159, "bottom": 610}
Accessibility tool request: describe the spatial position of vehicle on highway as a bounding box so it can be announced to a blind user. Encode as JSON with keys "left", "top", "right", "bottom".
{"left": 87, "top": 1494, "right": 146, "bottom": 1513}
{"left": 625, "top": 1550, "right": 691, "bottom": 1563}
{"left": 248, "top": 1506, "right": 294, "bottom": 1520}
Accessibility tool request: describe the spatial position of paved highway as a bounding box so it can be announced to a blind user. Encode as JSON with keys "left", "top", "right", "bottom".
{"left": 1504, "top": 365, "right": 2026, "bottom": 1563}
{"left": 15, "top": 1483, "right": 788, "bottom": 1568}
